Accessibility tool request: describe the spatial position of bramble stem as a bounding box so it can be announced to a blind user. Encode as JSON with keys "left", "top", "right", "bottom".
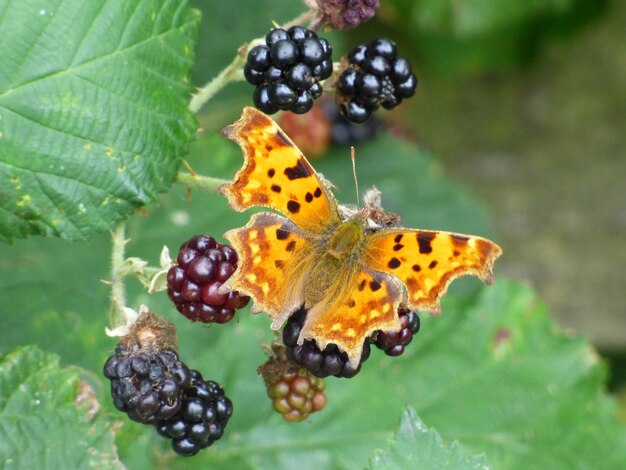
{"left": 188, "top": 9, "right": 318, "bottom": 114}
{"left": 175, "top": 172, "right": 230, "bottom": 192}
{"left": 109, "top": 222, "right": 129, "bottom": 329}
{"left": 188, "top": 53, "right": 247, "bottom": 114}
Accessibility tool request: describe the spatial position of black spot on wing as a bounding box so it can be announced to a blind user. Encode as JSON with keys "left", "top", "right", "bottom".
{"left": 394, "top": 234, "right": 403, "bottom": 243}
{"left": 287, "top": 200, "right": 300, "bottom": 213}
{"left": 267, "top": 168, "right": 275, "bottom": 177}
{"left": 284, "top": 158, "right": 311, "bottom": 180}
{"left": 286, "top": 240, "right": 296, "bottom": 252}
{"left": 305, "top": 192, "right": 313, "bottom": 203}
{"left": 313, "top": 187, "right": 322, "bottom": 198}
{"left": 369, "top": 280, "right": 382, "bottom": 292}
{"left": 271, "top": 184, "right": 281, "bottom": 193}
{"left": 417, "top": 233, "right": 435, "bottom": 254}
{"left": 276, "top": 228, "right": 289, "bottom": 240}
{"left": 388, "top": 258, "right": 401, "bottom": 269}
{"left": 393, "top": 244, "right": 404, "bottom": 251}
{"left": 348, "top": 299, "right": 356, "bottom": 308}
{"left": 412, "top": 264, "right": 421, "bottom": 272}
{"left": 275, "top": 260, "right": 285, "bottom": 269}
{"left": 358, "top": 279, "right": 367, "bottom": 291}
{"left": 429, "top": 260, "right": 438, "bottom": 269}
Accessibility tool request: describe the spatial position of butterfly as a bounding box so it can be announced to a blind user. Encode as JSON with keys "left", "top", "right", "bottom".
{"left": 220, "top": 107, "right": 502, "bottom": 368}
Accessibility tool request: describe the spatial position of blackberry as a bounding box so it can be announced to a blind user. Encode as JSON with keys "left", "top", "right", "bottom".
{"left": 167, "top": 235, "right": 250, "bottom": 323}
{"left": 283, "top": 308, "right": 371, "bottom": 378}
{"left": 104, "top": 345, "right": 191, "bottom": 424}
{"left": 374, "top": 307, "right": 420, "bottom": 356}
{"left": 319, "top": 97, "right": 381, "bottom": 145}
{"left": 156, "top": 370, "right": 233, "bottom": 456}
{"left": 259, "top": 359, "right": 327, "bottom": 422}
{"left": 336, "top": 38, "right": 417, "bottom": 123}
{"left": 244, "top": 26, "right": 333, "bottom": 114}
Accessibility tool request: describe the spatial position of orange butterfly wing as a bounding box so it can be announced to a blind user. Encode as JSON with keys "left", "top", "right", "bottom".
{"left": 223, "top": 213, "right": 318, "bottom": 325}
{"left": 221, "top": 107, "right": 341, "bottom": 234}
{"left": 364, "top": 229, "right": 502, "bottom": 313}
{"left": 301, "top": 268, "right": 403, "bottom": 369}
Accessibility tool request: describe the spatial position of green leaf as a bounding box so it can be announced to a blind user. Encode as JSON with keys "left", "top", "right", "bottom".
{"left": 0, "top": 346, "right": 121, "bottom": 469}
{"left": 369, "top": 407, "right": 491, "bottom": 470}
{"left": 0, "top": 0, "right": 200, "bottom": 241}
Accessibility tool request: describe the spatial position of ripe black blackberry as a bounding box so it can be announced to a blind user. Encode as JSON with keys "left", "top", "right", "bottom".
{"left": 336, "top": 38, "right": 417, "bottom": 123}
{"left": 319, "top": 97, "right": 381, "bottom": 145}
{"left": 374, "top": 307, "right": 420, "bottom": 356}
{"left": 156, "top": 370, "right": 233, "bottom": 456}
{"left": 104, "top": 345, "right": 192, "bottom": 425}
{"left": 244, "top": 26, "right": 333, "bottom": 114}
{"left": 283, "top": 308, "right": 371, "bottom": 378}
{"left": 259, "top": 358, "right": 327, "bottom": 422}
{"left": 167, "top": 235, "right": 250, "bottom": 324}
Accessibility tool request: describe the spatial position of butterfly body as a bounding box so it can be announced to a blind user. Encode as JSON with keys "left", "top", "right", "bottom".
{"left": 221, "top": 107, "right": 502, "bottom": 368}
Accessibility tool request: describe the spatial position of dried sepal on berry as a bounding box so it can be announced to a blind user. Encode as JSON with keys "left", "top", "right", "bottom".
{"left": 259, "top": 355, "right": 327, "bottom": 422}
{"left": 119, "top": 310, "right": 178, "bottom": 353}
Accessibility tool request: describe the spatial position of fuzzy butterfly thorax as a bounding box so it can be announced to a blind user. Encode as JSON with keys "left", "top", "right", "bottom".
{"left": 220, "top": 107, "right": 502, "bottom": 368}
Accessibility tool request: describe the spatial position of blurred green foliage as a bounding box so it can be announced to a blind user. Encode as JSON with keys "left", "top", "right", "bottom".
{"left": 373, "top": 0, "right": 608, "bottom": 73}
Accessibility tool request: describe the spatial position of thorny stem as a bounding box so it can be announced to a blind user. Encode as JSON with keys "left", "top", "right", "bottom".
{"left": 109, "top": 222, "right": 130, "bottom": 329}
{"left": 176, "top": 172, "right": 230, "bottom": 192}
{"left": 188, "top": 9, "right": 319, "bottom": 114}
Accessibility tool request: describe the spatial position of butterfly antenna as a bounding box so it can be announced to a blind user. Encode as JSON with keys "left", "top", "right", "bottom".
{"left": 351, "top": 146, "right": 360, "bottom": 207}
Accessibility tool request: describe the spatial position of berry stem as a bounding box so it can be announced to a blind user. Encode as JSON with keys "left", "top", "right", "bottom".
{"left": 109, "top": 221, "right": 130, "bottom": 329}
{"left": 188, "top": 51, "right": 248, "bottom": 114}
{"left": 175, "top": 171, "right": 230, "bottom": 192}
{"left": 188, "top": 9, "right": 318, "bottom": 114}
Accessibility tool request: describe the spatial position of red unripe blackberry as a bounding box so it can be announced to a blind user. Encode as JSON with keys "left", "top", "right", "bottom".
{"left": 156, "top": 370, "right": 233, "bottom": 456}
{"left": 283, "top": 308, "right": 371, "bottom": 378}
{"left": 245, "top": 26, "right": 333, "bottom": 114}
{"left": 374, "top": 307, "right": 420, "bottom": 356}
{"left": 167, "top": 235, "right": 250, "bottom": 323}
{"left": 259, "top": 359, "right": 327, "bottom": 422}
{"left": 336, "top": 38, "right": 418, "bottom": 123}
{"left": 104, "top": 345, "right": 191, "bottom": 424}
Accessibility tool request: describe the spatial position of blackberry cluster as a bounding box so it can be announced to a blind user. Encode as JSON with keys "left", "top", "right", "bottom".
{"left": 374, "top": 307, "right": 420, "bottom": 356}
{"left": 263, "top": 362, "right": 327, "bottom": 422}
{"left": 157, "top": 370, "right": 233, "bottom": 456}
{"left": 336, "top": 38, "right": 417, "bottom": 123}
{"left": 283, "top": 308, "right": 371, "bottom": 378}
{"left": 104, "top": 345, "right": 191, "bottom": 424}
{"left": 244, "top": 26, "right": 333, "bottom": 114}
{"left": 167, "top": 235, "right": 250, "bottom": 323}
